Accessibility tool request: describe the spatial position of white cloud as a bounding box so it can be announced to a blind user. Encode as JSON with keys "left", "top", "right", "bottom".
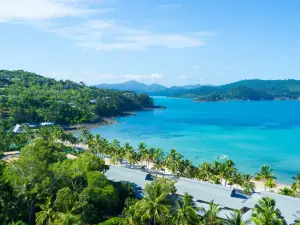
{"left": 157, "top": 4, "right": 182, "bottom": 9}
{"left": 0, "top": 0, "right": 108, "bottom": 21}
{"left": 179, "top": 75, "right": 188, "bottom": 80}
{"left": 193, "top": 65, "right": 200, "bottom": 69}
{"left": 40, "top": 19, "right": 210, "bottom": 50}
{"left": 0, "top": 1, "right": 214, "bottom": 51}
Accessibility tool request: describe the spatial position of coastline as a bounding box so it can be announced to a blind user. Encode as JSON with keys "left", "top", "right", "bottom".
{"left": 84, "top": 152, "right": 293, "bottom": 194}
{"left": 65, "top": 106, "right": 165, "bottom": 132}
{"left": 252, "top": 179, "right": 292, "bottom": 192}
{"left": 193, "top": 98, "right": 300, "bottom": 102}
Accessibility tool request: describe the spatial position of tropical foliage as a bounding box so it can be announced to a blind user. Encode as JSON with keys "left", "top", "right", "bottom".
{"left": 251, "top": 197, "right": 285, "bottom": 225}
{"left": 0, "top": 125, "right": 297, "bottom": 225}
{"left": 0, "top": 70, "right": 154, "bottom": 126}
{"left": 0, "top": 127, "right": 133, "bottom": 225}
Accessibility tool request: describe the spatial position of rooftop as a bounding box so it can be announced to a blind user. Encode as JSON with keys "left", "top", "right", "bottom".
{"left": 105, "top": 166, "right": 300, "bottom": 224}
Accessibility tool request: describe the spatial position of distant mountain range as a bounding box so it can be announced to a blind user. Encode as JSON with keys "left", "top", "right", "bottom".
{"left": 95, "top": 80, "right": 204, "bottom": 93}
{"left": 151, "top": 79, "right": 300, "bottom": 101}
{"left": 96, "top": 79, "right": 300, "bottom": 101}
{"left": 95, "top": 80, "right": 166, "bottom": 93}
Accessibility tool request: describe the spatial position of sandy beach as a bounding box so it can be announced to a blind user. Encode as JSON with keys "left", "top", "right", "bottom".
{"left": 100, "top": 155, "right": 292, "bottom": 193}
{"left": 252, "top": 179, "right": 292, "bottom": 192}
{"left": 64, "top": 140, "right": 293, "bottom": 194}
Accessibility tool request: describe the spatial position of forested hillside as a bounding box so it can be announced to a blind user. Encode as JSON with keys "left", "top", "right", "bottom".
{"left": 0, "top": 70, "right": 154, "bottom": 125}
{"left": 150, "top": 79, "right": 300, "bottom": 101}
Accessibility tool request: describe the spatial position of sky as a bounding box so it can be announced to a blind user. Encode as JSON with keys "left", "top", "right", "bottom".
{"left": 0, "top": 0, "right": 300, "bottom": 86}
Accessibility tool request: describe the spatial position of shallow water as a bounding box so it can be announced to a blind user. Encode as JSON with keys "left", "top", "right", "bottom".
{"left": 88, "top": 97, "right": 300, "bottom": 182}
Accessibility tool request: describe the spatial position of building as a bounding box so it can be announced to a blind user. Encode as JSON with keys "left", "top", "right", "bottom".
{"left": 105, "top": 166, "right": 300, "bottom": 224}
{"left": 13, "top": 124, "right": 23, "bottom": 133}
{"left": 40, "top": 122, "right": 55, "bottom": 126}
{"left": 1, "top": 151, "right": 20, "bottom": 164}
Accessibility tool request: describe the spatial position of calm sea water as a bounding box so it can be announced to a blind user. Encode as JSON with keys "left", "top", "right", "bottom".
{"left": 88, "top": 97, "right": 300, "bottom": 183}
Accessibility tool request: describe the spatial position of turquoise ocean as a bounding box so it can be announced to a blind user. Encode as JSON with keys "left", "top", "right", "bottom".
{"left": 88, "top": 97, "right": 300, "bottom": 183}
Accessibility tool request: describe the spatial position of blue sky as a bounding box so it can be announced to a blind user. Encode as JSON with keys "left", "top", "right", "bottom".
{"left": 0, "top": 0, "right": 300, "bottom": 86}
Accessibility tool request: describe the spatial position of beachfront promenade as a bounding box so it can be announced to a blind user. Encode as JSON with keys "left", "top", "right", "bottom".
{"left": 106, "top": 165, "right": 300, "bottom": 225}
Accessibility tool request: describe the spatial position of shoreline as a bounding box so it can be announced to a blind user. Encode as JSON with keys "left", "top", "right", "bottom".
{"left": 61, "top": 139, "right": 295, "bottom": 194}
{"left": 193, "top": 98, "right": 300, "bottom": 102}
{"left": 100, "top": 157, "right": 294, "bottom": 194}
{"left": 65, "top": 106, "right": 165, "bottom": 132}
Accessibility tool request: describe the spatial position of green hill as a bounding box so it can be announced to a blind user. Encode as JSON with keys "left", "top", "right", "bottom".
{"left": 150, "top": 79, "right": 300, "bottom": 101}
{"left": 0, "top": 70, "right": 154, "bottom": 125}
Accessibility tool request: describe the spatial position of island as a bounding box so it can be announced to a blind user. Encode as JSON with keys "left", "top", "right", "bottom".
{"left": 148, "top": 79, "right": 300, "bottom": 101}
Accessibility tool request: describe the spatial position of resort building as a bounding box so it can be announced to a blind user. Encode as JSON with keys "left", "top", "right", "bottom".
{"left": 13, "top": 124, "right": 23, "bottom": 133}
{"left": 40, "top": 122, "right": 55, "bottom": 126}
{"left": 105, "top": 166, "right": 300, "bottom": 224}
{"left": 1, "top": 151, "right": 20, "bottom": 164}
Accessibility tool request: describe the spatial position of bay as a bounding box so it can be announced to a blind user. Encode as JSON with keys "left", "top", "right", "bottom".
{"left": 88, "top": 97, "right": 300, "bottom": 183}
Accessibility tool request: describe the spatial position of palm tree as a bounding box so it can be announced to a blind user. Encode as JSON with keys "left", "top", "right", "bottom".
{"left": 124, "top": 143, "right": 135, "bottom": 168}
{"left": 135, "top": 178, "right": 173, "bottom": 225}
{"left": 225, "top": 210, "right": 249, "bottom": 225}
{"left": 294, "top": 211, "right": 300, "bottom": 225}
{"left": 240, "top": 174, "right": 256, "bottom": 195}
{"left": 172, "top": 193, "right": 199, "bottom": 225}
{"left": 8, "top": 222, "right": 27, "bottom": 225}
{"left": 292, "top": 173, "right": 300, "bottom": 194}
{"left": 152, "top": 160, "right": 165, "bottom": 175}
{"left": 138, "top": 142, "right": 149, "bottom": 167}
{"left": 278, "top": 187, "right": 296, "bottom": 197}
{"left": 200, "top": 201, "right": 223, "bottom": 225}
{"left": 109, "top": 139, "right": 122, "bottom": 165}
{"left": 148, "top": 147, "right": 156, "bottom": 167}
{"left": 36, "top": 197, "right": 56, "bottom": 225}
{"left": 79, "top": 128, "right": 93, "bottom": 146}
{"left": 255, "top": 165, "right": 277, "bottom": 191}
{"left": 151, "top": 148, "right": 165, "bottom": 173}
{"left": 164, "top": 149, "right": 183, "bottom": 176}
{"left": 265, "top": 178, "right": 277, "bottom": 191}
{"left": 223, "top": 159, "right": 237, "bottom": 186}
{"left": 88, "top": 134, "right": 101, "bottom": 155}
{"left": 228, "top": 172, "right": 243, "bottom": 189}
{"left": 54, "top": 211, "right": 81, "bottom": 225}
{"left": 101, "top": 138, "right": 110, "bottom": 157}
{"left": 154, "top": 148, "right": 164, "bottom": 162}
{"left": 197, "top": 162, "right": 212, "bottom": 182}
{"left": 181, "top": 160, "right": 197, "bottom": 179}
{"left": 251, "top": 197, "right": 285, "bottom": 225}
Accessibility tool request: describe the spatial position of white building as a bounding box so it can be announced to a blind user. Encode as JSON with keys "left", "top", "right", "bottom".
{"left": 105, "top": 166, "right": 300, "bottom": 224}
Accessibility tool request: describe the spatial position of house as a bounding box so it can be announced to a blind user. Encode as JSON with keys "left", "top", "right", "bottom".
{"left": 1, "top": 151, "right": 20, "bottom": 164}
{"left": 13, "top": 124, "right": 23, "bottom": 133}
{"left": 242, "top": 191, "right": 300, "bottom": 225}
{"left": 90, "top": 99, "right": 97, "bottom": 104}
{"left": 66, "top": 154, "right": 78, "bottom": 160}
{"left": 40, "top": 122, "right": 55, "bottom": 126}
{"left": 105, "top": 166, "right": 300, "bottom": 224}
{"left": 22, "top": 122, "right": 38, "bottom": 128}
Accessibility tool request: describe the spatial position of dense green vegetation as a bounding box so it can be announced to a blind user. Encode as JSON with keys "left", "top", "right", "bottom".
{"left": 0, "top": 126, "right": 133, "bottom": 225}
{"left": 150, "top": 79, "right": 300, "bottom": 101}
{"left": 0, "top": 70, "right": 154, "bottom": 126}
{"left": 1, "top": 126, "right": 299, "bottom": 224}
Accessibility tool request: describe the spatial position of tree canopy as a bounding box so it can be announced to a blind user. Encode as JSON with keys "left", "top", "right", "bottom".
{"left": 0, "top": 70, "right": 154, "bottom": 126}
